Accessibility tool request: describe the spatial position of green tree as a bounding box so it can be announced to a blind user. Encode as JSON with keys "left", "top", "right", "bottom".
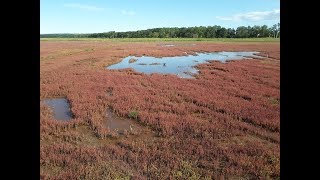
{"left": 236, "top": 26, "right": 249, "bottom": 38}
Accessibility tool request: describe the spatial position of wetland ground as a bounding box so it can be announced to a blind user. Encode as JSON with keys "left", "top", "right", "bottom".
{"left": 40, "top": 38, "right": 280, "bottom": 179}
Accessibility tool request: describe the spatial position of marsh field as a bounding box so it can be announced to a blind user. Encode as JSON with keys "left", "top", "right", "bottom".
{"left": 40, "top": 38, "right": 280, "bottom": 179}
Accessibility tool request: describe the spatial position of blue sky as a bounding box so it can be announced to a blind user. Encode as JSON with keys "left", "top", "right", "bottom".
{"left": 40, "top": 0, "right": 280, "bottom": 34}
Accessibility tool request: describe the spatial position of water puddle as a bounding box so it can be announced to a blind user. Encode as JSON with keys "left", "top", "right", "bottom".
{"left": 107, "top": 51, "right": 263, "bottom": 78}
{"left": 42, "top": 98, "right": 73, "bottom": 120}
{"left": 161, "top": 44, "right": 175, "bottom": 47}
{"left": 105, "top": 109, "right": 142, "bottom": 135}
{"left": 160, "top": 44, "right": 196, "bottom": 47}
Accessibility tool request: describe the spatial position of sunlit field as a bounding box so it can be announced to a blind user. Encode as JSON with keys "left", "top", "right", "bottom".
{"left": 40, "top": 38, "right": 279, "bottom": 179}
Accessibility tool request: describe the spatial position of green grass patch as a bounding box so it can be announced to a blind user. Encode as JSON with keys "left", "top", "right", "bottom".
{"left": 268, "top": 97, "right": 280, "bottom": 105}
{"left": 128, "top": 110, "right": 139, "bottom": 119}
{"left": 172, "top": 161, "right": 204, "bottom": 179}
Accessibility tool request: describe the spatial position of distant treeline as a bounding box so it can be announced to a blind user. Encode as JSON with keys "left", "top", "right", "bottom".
{"left": 41, "top": 23, "right": 280, "bottom": 38}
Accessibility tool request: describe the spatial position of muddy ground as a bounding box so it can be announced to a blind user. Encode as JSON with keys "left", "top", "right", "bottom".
{"left": 40, "top": 40, "right": 280, "bottom": 179}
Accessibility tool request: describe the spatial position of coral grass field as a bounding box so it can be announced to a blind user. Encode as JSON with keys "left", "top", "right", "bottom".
{"left": 40, "top": 40, "right": 280, "bottom": 179}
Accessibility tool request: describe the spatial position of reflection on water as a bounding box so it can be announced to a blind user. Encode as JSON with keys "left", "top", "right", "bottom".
{"left": 107, "top": 51, "right": 262, "bottom": 78}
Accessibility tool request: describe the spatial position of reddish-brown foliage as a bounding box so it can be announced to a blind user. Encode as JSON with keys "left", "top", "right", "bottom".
{"left": 40, "top": 41, "right": 280, "bottom": 179}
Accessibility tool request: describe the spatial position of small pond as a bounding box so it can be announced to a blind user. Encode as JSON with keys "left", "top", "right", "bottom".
{"left": 161, "top": 44, "right": 175, "bottom": 47}
{"left": 106, "top": 51, "right": 262, "bottom": 78}
{"left": 105, "top": 109, "right": 142, "bottom": 135}
{"left": 42, "top": 98, "right": 73, "bottom": 121}
{"left": 160, "top": 44, "right": 196, "bottom": 47}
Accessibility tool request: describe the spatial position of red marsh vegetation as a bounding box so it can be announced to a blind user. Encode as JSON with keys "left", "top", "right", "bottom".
{"left": 40, "top": 40, "right": 280, "bottom": 179}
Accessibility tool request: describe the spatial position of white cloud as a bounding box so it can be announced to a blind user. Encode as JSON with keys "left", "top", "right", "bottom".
{"left": 121, "top": 10, "right": 136, "bottom": 16}
{"left": 215, "top": 17, "right": 233, "bottom": 21}
{"left": 216, "top": 9, "right": 280, "bottom": 22}
{"left": 64, "top": 3, "right": 104, "bottom": 11}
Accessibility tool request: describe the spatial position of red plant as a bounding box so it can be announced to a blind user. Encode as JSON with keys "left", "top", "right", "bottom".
{"left": 40, "top": 41, "right": 280, "bottom": 179}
